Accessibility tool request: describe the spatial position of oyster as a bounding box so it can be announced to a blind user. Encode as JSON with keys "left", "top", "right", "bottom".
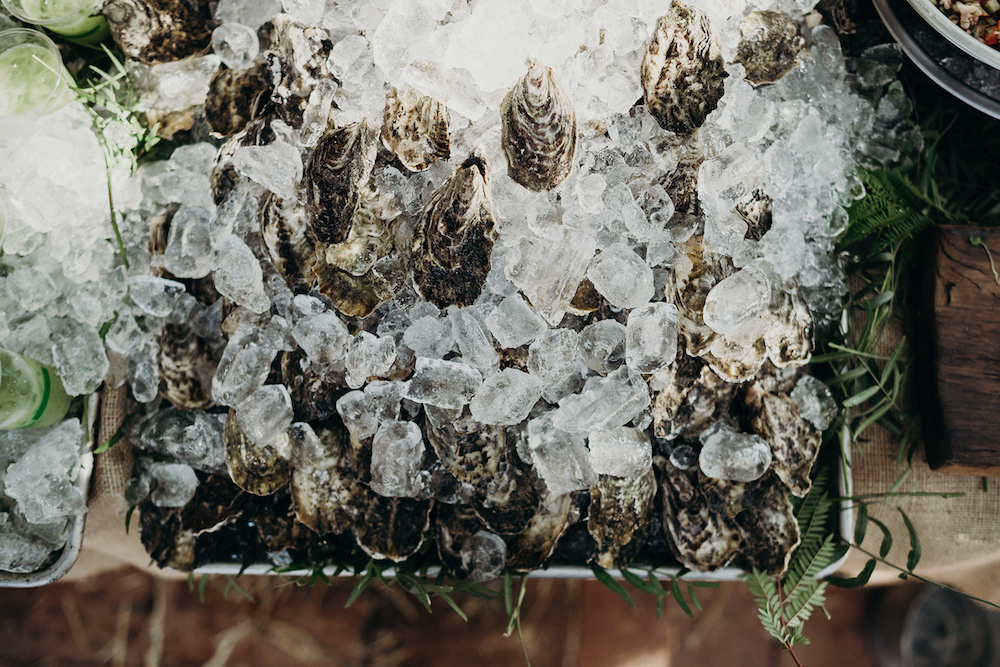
{"left": 641, "top": 1, "right": 727, "bottom": 135}
{"left": 655, "top": 456, "right": 741, "bottom": 572}
{"left": 658, "top": 159, "right": 702, "bottom": 218}
{"left": 211, "top": 118, "right": 276, "bottom": 205}
{"left": 702, "top": 335, "right": 768, "bottom": 384}
{"left": 260, "top": 190, "right": 319, "bottom": 292}
{"left": 103, "top": 0, "right": 211, "bottom": 66}
{"left": 744, "top": 381, "right": 820, "bottom": 497}
{"left": 698, "top": 472, "right": 757, "bottom": 518}
{"left": 158, "top": 322, "right": 216, "bottom": 410}
{"left": 504, "top": 491, "right": 577, "bottom": 572}
{"left": 265, "top": 15, "right": 334, "bottom": 128}
{"left": 587, "top": 469, "right": 656, "bottom": 569}
{"left": 139, "top": 473, "right": 251, "bottom": 571}
{"left": 649, "top": 350, "right": 736, "bottom": 441}
{"left": 436, "top": 503, "right": 487, "bottom": 575}
{"left": 735, "top": 11, "right": 806, "bottom": 86}
{"left": 205, "top": 61, "right": 274, "bottom": 138}
{"left": 352, "top": 489, "right": 433, "bottom": 562}
{"left": 734, "top": 480, "right": 801, "bottom": 576}
{"left": 306, "top": 118, "right": 380, "bottom": 246}
{"left": 279, "top": 349, "right": 344, "bottom": 422}
{"left": 412, "top": 148, "right": 498, "bottom": 309}
{"left": 224, "top": 409, "right": 291, "bottom": 496}
{"left": 290, "top": 422, "right": 362, "bottom": 536}
{"left": 314, "top": 253, "right": 407, "bottom": 318}
{"left": 381, "top": 86, "right": 451, "bottom": 172}
{"left": 254, "top": 489, "right": 314, "bottom": 556}
{"left": 671, "top": 235, "right": 733, "bottom": 357}
{"left": 763, "top": 286, "right": 815, "bottom": 368}
{"left": 500, "top": 61, "right": 577, "bottom": 191}
{"left": 734, "top": 189, "right": 773, "bottom": 242}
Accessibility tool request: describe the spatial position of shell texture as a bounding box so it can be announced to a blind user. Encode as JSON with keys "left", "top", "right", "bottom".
{"left": 587, "top": 469, "right": 656, "bottom": 569}
{"left": 266, "top": 15, "right": 334, "bottom": 128}
{"left": 500, "top": 62, "right": 577, "bottom": 191}
{"left": 649, "top": 349, "right": 735, "bottom": 441}
{"left": 736, "top": 11, "right": 806, "bottom": 86}
{"left": 763, "top": 286, "right": 815, "bottom": 368}
{"left": 352, "top": 490, "right": 433, "bottom": 562}
{"left": 306, "top": 118, "right": 380, "bottom": 246}
{"left": 211, "top": 118, "right": 276, "bottom": 205}
{"left": 640, "top": 1, "right": 727, "bottom": 135}
{"left": 744, "top": 381, "right": 820, "bottom": 497}
{"left": 158, "top": 322, "right": 216, "bottom": 410}
{"left": 435, "top": 503, "right": 487, "bottom": 575}
{"left": 656, "top": 457, "right": 741, "bottom": 572}
{"left": 279, "top": 349, "right": 344, "bottom": 422}
{"left": 735, "top": 189, "right": 773, "bottom": 242}
{"left": 223, "top": 409, "right": 291, "bottom": 496}
{"left": 412, "top": 149, "right": 497, "bottom": 308}
{"left": 381, "top": 87, "right": 451, "bottom": 172}
{"left": 260, "top": 190, "right": 319, "bottom": 293}
{"left": 671, "top": 235, "right": 733, "bottom": 358}
{"left": 103, "top": 0, "right": 212, "bottom": 66}
{"left": 205, "top": 61, "right": 274, "bottom": 138}
{"left": 290, "top": 422, "right": 361, "bottom": 536}
{"left": 734, "top": 480, "right": 801, "bottom": 576}
{"left": 504, "top": 491, "right": 576, "bottom": 572}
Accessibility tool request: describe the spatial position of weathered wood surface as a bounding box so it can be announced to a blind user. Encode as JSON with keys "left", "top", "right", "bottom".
{"left": 919, "top": 225, "right": 1000, "bottom": 474}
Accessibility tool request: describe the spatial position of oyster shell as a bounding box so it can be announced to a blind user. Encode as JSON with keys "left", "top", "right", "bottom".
{"left": 260, "top": 189, "right": 319, "bottom": 292}
{"left": 266, "top": 15, "right": 334, "bottom": 128}
{"left": 352, "top": 489, "right": 433, "bottom": 562}
{"left": 698, "top": 471, "right": 757, "bottom": 518}
{"left": 436, "top": 503, "right": 487, "bottom": 575}
{"left": 306, "top": 118, "right": 380, "bottom": 246}
{"left": 658, "top": 159, "right": 702, "bottom": 218}
{"left": 205, "top": 61, "right": 274, "bottom": 138}
{"left": 158, "top": 322, "right": 216, "bottom": 410}
{"left": 279, "top": 349, "right": 344, "bottom": 422}
{"left": 735, "top": 11, "right": 806, "bottom": 86}
{"left": 744, "top": 381, "right": 820, "bottom": 497}
{"left": 655, "top": 456, "right": 741, "bottom": 572}
{"left": 763, "top": 286, "right": 814, "bottom": 368}
{"left": 472, "top": 461, "right": 541, "bottom": 536}
{"left": 254, "top": 488, "right": 314, "bottom": 555}
{"left": 103, "top": 0, "right": 211, "bottom": 66}
{"left": 500, "top": 61, "right": 577, "bottom": 191}
{"left": 640, "top": 1, "right": 727, "bottom": 135}
{"left": 649, "top": 350, "right": 736, "bottom": 441}
{"left": 314, "top": 253, "right": 407, "bottom": 318}
{"left": 504, "top": 491, "right": 577, "bottom": 572}
{"left": 211, "top": 118, "right": 276, "bottom": 205}
{"left": 734, "top": 189, "right": 772, "bottom": 242}
{"left": 734, "top": 480, "right": 801, "bottom": 576}
{"left": 224, "top": 409, "right": 291, "bottom": 496}
{"left": 671, "top": 235, "right": 733, "bottom": 357}
{"left": 412, "top": 148, "right": 498, "bottom": 308}
{"left": 381, "top": 86, "right": 451, "bottom": 172}
{"left": 587, "top": 469, "right": 656, "bottom": 569}
{"left": 702, "top": 335, "right": 768, "bottom": 384}
{"left": 290, "top": 422, "right": 361, "bottom": 536}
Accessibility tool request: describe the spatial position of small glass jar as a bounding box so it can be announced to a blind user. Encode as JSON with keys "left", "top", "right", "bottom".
{"left": 0, "top": 28, "right": 73, "bottom": 118}
{"left": 0, "top": 347, "right": 72, "bottom": 430}
{"left": 1, "top": 0, "right": 108, "bottom": 44}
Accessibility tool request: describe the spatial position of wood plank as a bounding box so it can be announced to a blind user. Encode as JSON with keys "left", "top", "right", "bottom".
{"left": 918, "top": 226, "right": 1000, "bottom": 474}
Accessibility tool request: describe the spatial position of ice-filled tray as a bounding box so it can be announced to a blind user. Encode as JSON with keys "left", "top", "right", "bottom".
{"left": 0, "top": 394, "right": 97, "bottom": 588}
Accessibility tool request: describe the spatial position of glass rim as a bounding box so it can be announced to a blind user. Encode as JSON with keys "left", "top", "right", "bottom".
{"left": 0, "top": 0, "right": 98, "bottom": 27}
{"left": 0, "top": 27, "right": 68, "bottom": 118}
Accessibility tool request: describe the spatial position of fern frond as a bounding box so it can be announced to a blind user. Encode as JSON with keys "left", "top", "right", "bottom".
{"left": 784, "top": 580, "right": 828, "bottom": 630}
{"left": 746, "top": 569, "right": 789, "bottom": 645}
{"left": 784, "top": 535, "right": 837, "bottom": 602}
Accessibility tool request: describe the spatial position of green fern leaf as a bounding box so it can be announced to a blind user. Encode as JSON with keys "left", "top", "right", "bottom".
{"left": 785, "top": 535, "right": 837, "bottom": 603}
{"left": 784, "top": 581, "right": 828, "bottom": 629}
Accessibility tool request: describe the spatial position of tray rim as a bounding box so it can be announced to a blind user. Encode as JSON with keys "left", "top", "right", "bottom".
{"left": 903, "top": 0, "right": 1000, "bottom": 71}
{"left": 189, "top": 426, "right": 854, "bottom": 582}
{"left": 0, "top": 393, "right": 97, "bottom": 588}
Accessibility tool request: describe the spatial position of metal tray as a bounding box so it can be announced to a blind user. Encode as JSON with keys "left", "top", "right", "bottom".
{"left": 191, "top": 427, "right": 854, "bottom": 582}
{"left": 0, "top": 393, "right": 97, "bottom": 588}
{"left": 875, "top": 0, "right": 1000, "bottom": 119}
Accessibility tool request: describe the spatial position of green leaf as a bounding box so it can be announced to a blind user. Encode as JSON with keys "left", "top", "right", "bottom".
{"left": 503, "top": 571, "right": 513, "bottom": 616}
{"left": 345, "top": 562, "right": 376, "bottom": 608}
{"left": 621, "top": 568, "right": 660, "bottom": 595}
{"left": 842, "top": 384, "right": 882, "bottom": 408}
{"left": 826, "top": 558, "right": 876, "bottom": 588}
{"left": 869, "top": 517, "right": 893, "bottom": 558}
{"left": 670, "top": 577, "right": 694, "bottom": 618}
{"left": 854, "top": 504, "right": 868, "bottom": 545}
{"left": 436, "top": 591, "right": 468, "bottom": 622}
{"left": 124, "top": 505, "right": 135, "bottom": 535}
{"left": 688, "top": 585, "right": 702, "bottom": 612}
{"left": 198, "top": 574, "right": 210, "bottom": 603}
{"left": 746, "top": 569, "right": 788, "bottom": 646}
{"left": 93, "top": 409, "right": 140, "bottom": 454}
{"left": 223, "top": 576, "right": 254, "bottom": 602}
{"left": 898, "top": 508, "right": 922, "bottom": 570}
{"left": 591, "top": 565, "right": 635, "bottom": 608}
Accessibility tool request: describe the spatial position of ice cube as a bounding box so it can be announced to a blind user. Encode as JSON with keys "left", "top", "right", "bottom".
{"left": 213, "top": 323, "right": 279, "bottom": 407}
{"left": 586, "top": 243, "right": 654, "bottom": 309}
{"left": 370, "top": 420, "right": 424, "bottom": 498}
{"left": 153, "top": 206, "right": 215, "bottom": 279}
{"left": 505, "top": 226, "right": 598, "bottom": 325}
{"left": 127, "top": 340, "right": 160, "bottom": 403}
{"left": 232, "top": 142, "right": 303, "bottom": 200}
{"left": 588, "top": 427, "right": 652, "bottom": 479}
{"left": 469, "top": 368, "right": 544, "bottom": 426}
{"left": 579, "top": 319, "right": 626, "bottom": 374}
{"left": 149, "top": 462, "right": 199, "bottom": 508}
{"left": 461, "top": 530, "right": 506, "bottom": 582}
{"left": 527, "top": 412, "right": 597, "bottom": 496}
{"left": 214, "top": 0, "right": 280, "bottom": 28}
{"left": 527, "top": 329, "right": 579, "bottom": 403}
{"left": 211, "top": 23, "right": 260, "bottom": 70}
{"left": 484, "top": 293, "right": 548, "bottom": 349}
{"left": 336, "top": 380, "right": 406, "bottom": 441}
{"left": 603, "top": 183, "right": 658, "bottom": 241}
{"left": 698, "top": 142, "right": 765, "bottom": 257}
{"left": 282, "top": 0, "right": 326, "bottom": 25}
{"left": 344, "top": 331, "right": 397, "bottom": 388}
{"left": 402, "top": 315, "right": 454, "bottom": 358}
{"left": 791, "top": 376, "right": 837, "bottom": 431}
{"left": 212, "top": 236, "right": 271, "bottom": 314}
{"left": 236, "top": 385, "right": 294, "bottom": 448}
{"left": 130, "top": 408, "right": 228, "bottom": 473}
{"left": 4, "top": 420, "right": 86, "bottom": 524}
{"left": 698, "top": 421, "right": 772, "bottom": 483}
{"left": 702, "top": 263, "right": 772, "bottom": 335}
{"left": 625, "top": 302, "right": 678, "bottom": 374}
{"left": 551, "top": 366, "right": 650, "bottom": 433}
{"left": 0, "top": 513, "right": 57, "bottom": 574}
{"left": 292, "top": 311, "right": 351, "bottom": 365}
{"left": 404, "top": 358, "right": 482, "bottom": 409}
{"left": 575, "top": 173, "right": 606, "bottom": 214}
{"left": 129, "top": 275, "right": 186, "bottom": 318}
{"left": 449, "top": 306, "right": 499, "bottom": 376}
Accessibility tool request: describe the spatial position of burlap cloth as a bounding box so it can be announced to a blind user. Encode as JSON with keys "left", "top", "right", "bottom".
{"left": 64, "top": 321, "right": 1000, "bottom": 598}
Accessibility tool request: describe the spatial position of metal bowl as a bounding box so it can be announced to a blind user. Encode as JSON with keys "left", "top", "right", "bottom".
{"left": 905, "top": 0, "right": 1000, "bottom": 70}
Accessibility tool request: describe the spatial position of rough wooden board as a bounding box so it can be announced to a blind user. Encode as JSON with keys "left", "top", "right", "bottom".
{"left": 919, "top": 225, "right": 1000, "bottom": 474}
